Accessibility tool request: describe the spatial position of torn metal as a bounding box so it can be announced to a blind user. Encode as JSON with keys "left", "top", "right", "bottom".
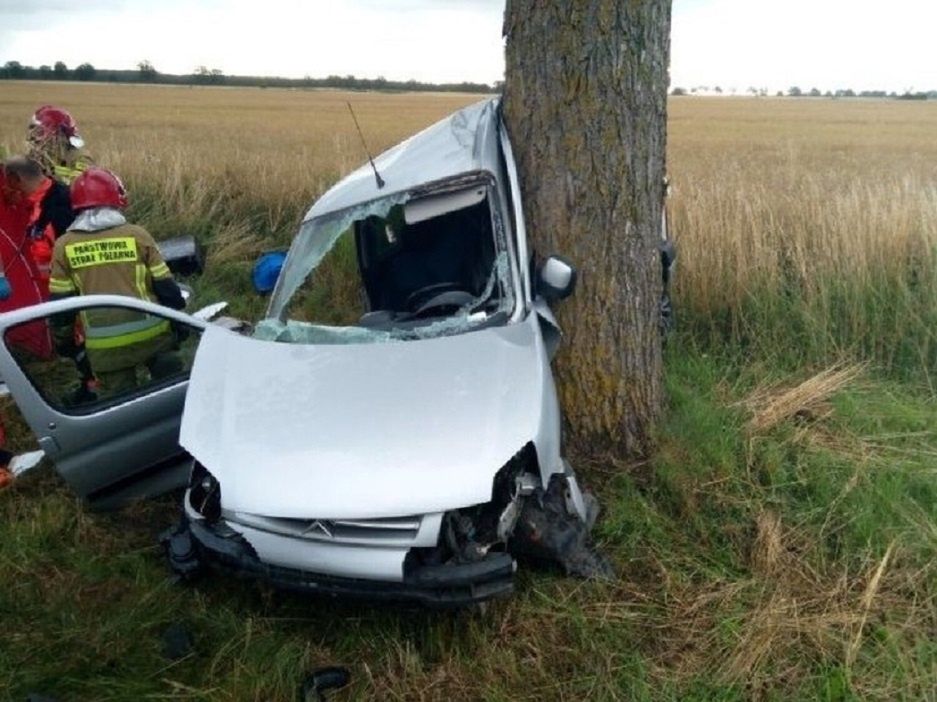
{"left": 510, "top": 475, "right": 613, "bottom": 580}
{"left": 303, "top": 99, "right": 504, "bottom": 221}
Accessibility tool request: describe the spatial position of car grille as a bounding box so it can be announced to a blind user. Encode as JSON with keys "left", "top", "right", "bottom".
{"left": 222, "top": 511, "right": 439, "bottom": 548}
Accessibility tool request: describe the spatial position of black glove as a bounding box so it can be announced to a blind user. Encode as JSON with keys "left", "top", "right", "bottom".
{"left": 53, "top": 328, "right": 81, "bottom": 359}
{"left": 171, "top": 321, "right": 190, "bottom": 344}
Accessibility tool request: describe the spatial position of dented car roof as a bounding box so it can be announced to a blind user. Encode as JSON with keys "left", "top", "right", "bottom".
{"left": 306, "top": 97, "right": 502, "bottom": 221}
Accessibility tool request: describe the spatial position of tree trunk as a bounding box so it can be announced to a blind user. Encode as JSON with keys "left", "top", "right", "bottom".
{"left": 503, "top": 0, "right": 671, "bottom": 456}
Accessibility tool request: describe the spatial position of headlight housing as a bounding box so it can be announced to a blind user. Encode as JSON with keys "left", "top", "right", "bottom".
{"left": 188, "top": 462, "right": 221, "bottom": 522}
{"left": 442, "top": 444, "right": 539, "bottom": 562}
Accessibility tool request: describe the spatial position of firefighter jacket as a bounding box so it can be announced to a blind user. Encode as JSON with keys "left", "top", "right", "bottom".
{"left": 53, "top": 160, "right": 89, "bottom": 186}
{"left": 49, "top": 222, "right": 177, "bottom": 352}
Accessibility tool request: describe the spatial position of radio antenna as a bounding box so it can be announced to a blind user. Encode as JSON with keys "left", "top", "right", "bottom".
{"left": 346, "top": 102, "right": 385, "bottom": 190}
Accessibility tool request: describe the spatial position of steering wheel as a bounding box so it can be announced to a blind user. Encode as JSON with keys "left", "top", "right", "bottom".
{"left": 404, "top": 282, "right": 476, "bottom": 318}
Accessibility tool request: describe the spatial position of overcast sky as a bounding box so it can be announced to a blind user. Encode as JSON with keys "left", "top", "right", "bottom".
{"left": 0, "top": 0, "right": 935, "bottom": 92}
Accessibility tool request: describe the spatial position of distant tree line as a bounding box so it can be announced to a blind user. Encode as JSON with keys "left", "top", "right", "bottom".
{"left": 0, "top": 59, "right": 496, "bottom": 94}
{"left": 670, "top": 84, "right": 937, "bottom": 100}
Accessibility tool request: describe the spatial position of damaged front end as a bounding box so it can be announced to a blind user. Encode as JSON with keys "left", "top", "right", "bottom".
{"left": 165, "top": 513, "right": 517, "bottom": 607}
{"left": 167, "top": 461, "right": 517, "bottom": 606}
{"left": 409, "top": 444, "right": 611, "bottom": 582}
{"left": 405, "top": 444, "right": 540, "bottom": 574}
{"left": 166, "top": 446, "right": 610, "bottom": 606}
{"left": 167, "top": 97, "right": 611, "bottom": 606}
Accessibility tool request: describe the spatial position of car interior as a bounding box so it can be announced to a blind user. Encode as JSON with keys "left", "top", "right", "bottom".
{"left": 353, "top": 188, "right": 501, "bottom": 328}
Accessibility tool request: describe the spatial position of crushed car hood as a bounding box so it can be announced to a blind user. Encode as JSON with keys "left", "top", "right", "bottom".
{"left": 307, "top": 97, "right": 501, "bottom": 221}
{"left": 180, "top": 318, "right": 549, "bottom": 519}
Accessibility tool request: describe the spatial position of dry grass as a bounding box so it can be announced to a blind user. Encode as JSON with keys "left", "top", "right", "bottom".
{"left": 669, "top": 98, "right": 937, "bottom": 376}
{"left": 643, "top": 516, "right": 928, "bottom": 700}
{"left": 740, "top": 362, "right": 866, "bottom": 433}
{"left": 4, "top": 87, "right": 935, "bottom": 375}
{"left": 0, "top": 82, "right": 480, "bottom": 239}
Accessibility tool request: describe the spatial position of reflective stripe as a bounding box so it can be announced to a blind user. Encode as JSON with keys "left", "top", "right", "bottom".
{"left": 135, "top": 263, "right": 152, "bottom": 302}
{"left": 85, "top": 318, "right": 170, "bottom": 350}
{"left": 49, "top": 277, "right": 76, "bottom": 293}
{"left": 85, "top": 315, "right": 166, "bottom": 339}
{"left": 53, "top": 163, "right": 87, "bottom": 185}
{"left": 149, "top": 262, "right": 171, "bottom": 278}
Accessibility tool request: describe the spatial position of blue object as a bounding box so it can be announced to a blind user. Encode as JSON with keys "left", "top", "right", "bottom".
{"left": 0, "top": 274, "right": 11, "bottom": 302}
{"left": 252, "top": 251, "right": 287, "bottom": 294}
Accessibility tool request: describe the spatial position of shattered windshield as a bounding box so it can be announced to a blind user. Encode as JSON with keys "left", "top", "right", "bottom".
{"left": 260, "top": 182, "right": 517, "bottom": 344}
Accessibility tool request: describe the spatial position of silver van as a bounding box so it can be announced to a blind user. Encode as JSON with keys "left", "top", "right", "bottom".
{"left": 0, "top": 98, "right": 671, "bottom": 605}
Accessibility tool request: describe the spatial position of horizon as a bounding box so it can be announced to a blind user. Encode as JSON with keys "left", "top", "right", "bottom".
{"left": 1, "top": 63, "right": 933, "bottom": 98}
{"left": 0, "top": 1, "right": 935, "bottom": 94}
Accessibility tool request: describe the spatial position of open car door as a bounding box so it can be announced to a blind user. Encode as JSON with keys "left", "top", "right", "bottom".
{"left": 0, "top": 295, "right": 208, "bottom": 509}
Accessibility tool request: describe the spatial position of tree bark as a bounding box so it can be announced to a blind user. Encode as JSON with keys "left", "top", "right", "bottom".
{"left": 503, "top": 0, "right": 671, "bottom": 456}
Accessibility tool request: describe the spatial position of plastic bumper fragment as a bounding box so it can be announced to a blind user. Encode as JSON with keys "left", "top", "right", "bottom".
{"left": 510, "top": 476, "right": 615, "bottom": 580}
{"left": 173, "top": 517, "right": 515, "bottom": 607}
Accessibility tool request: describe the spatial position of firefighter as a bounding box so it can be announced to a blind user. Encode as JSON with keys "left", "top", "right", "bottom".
{"left": 27, "top": 105, "right": 91, "bottom": 185}
{"left": 49, "top": 168, "right": 186, "bottom": 396}
{"left": 4, "top": 156, "right": 95, "bottom": 398}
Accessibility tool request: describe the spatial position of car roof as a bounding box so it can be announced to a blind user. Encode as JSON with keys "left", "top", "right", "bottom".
{"left": 304, "top": 96, "right": 503, "bottom": 221}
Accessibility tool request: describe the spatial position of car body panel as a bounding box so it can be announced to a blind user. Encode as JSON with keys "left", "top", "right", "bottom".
{"left": 228, "top": 522, "right": 411, "bottom": 581}
{"left": 498, "top": 124, "right": 533, "bottom": 305}
{"left": 179, "top": 311, "right": 563, "bottom": 520}
{"left": 0, "top": 295, "right": 206, "bottom": 505}
{"left": 306, "top": 98, "right": 503, "bottom": 222}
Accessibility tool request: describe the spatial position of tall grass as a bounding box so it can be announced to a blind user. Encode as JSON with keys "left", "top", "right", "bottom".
{"left": 5, "top": 88, "right": 934, "bottom": 377}
{"left": 669, "top": 98, "right": 937, "bottom": 380}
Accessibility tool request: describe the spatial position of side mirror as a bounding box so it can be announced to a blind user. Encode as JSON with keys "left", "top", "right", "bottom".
{"left": 537, "top": 255, "right": 577, "bottom": 302}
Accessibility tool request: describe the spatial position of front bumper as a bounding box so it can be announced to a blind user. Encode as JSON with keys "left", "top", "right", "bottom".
{"left": 166, "top": 516, "right": 516, "bottom": 607}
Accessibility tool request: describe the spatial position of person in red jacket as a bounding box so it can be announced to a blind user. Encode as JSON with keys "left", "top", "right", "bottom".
{"left": 0, "top": 167, "right": 46, "bottom": 486}
{"left": 3, "top": 155, "right": 75, "bottom": 294}
{"left": 0, "top": 165, "right": 51, "bottom": 358}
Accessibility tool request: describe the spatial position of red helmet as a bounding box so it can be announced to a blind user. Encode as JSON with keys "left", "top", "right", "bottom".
{"left": 70, "top": 168, "right": 128, "bottom": 211}
{"left": 29, "top": 105, "right": 84, "bottom": 148}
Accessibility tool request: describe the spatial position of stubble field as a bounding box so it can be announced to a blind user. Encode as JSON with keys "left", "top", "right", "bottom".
{"left": 0, "top": 82, "right": 935, "bottom": 701}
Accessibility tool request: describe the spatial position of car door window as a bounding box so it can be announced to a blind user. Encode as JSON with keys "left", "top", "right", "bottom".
{"left": 3, "top": 304, "right": 202, "bottom": 414}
